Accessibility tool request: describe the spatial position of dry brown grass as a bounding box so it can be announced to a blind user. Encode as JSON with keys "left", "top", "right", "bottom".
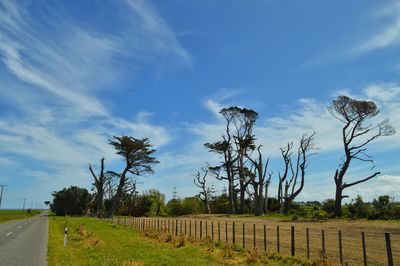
{"left": 76, "top": 223, "right": 100, "bottom": 247}
{"left": 119, "top": 215, "right": 399, "bottom": 266}
{"left": 246, "top": 248, "right": 261, "bottom": 263}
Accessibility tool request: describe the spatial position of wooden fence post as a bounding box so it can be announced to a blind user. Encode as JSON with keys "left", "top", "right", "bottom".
{"left": 190, "top": 220, "right": 192, "bottom": 237}
{"left": 385, "top": 233, "right": 393, "bottom": 266}
{"left": 232, "top": 222, "right": 236, "bottom": 245}
{"left": 225, "top": 222, "right": 228, "bottom": 243}
{"left": 205, "top": 221, "right": 208, "bottom": 238}
{"left": 175, "top": 219, "right": 178, "bottom": 236}
{"left": 253, "top": 224, "right": 256, "bottom": 248}
{"left": 243, "top": 223, "right": 246, "bottom": 249}
{"left": 200, "top": 221, "right": 203, "bottom": 240}
{"left": 338, "top": 230, "right": 343, "bottom": 265}
{"left": 361, "top": 232, "right": 367, "bottom": 266}
{"left": 306, "top": 228, "right": 310, "bottom": 259}
{"left": 291, "top": 226, "right": 295, "bottom": 257}
{"left": 212, "top": 222, "right": 214, "bottom": 241}
{"left": 195, "top": 221, "right": 197, "bottom": 239}
{"left": 321, "top": 229, "right": 326, "bottom": 258}
{"left": 263, "top": 225, "right": 267, "bottom": 252}
{"left": 218, "top": 222, "right": 221, "bottom": 242}
{"left": 276, "top": 226, "right": 280, "bottom": 253}
{"left": 185, "top": 220, "right": 187, "bottom": 236}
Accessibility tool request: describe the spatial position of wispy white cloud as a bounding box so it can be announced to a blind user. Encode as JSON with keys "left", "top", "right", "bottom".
{"left": 124, "top": 0, "right": 191, "bottom": 63}
{"left": 303, "top": 2, "right": 400, "bottom": 68}
{"left": 0, "top": 0, "right": 186, "bottom": 207}
{"left": 355, "top": 2, "right": 400, "bottom": 53}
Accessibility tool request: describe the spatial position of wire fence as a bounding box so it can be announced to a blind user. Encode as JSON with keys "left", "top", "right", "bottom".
{"left": 102, "top": 217, "right": 398, "bottom": 266}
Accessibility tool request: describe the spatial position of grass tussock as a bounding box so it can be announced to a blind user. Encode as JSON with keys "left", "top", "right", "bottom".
{"left": 76, "top": 223, "right": 101, "bottom": 247}
{"left": 246, "top": 248, "right": 261, "bottom": 263}
{"left": 144, "top": 228, "right": 186, "bottom": 247}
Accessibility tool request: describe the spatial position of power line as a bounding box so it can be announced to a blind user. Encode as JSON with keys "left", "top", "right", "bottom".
{"left": 0, "top": 185, "right": 7, "bottom": 209}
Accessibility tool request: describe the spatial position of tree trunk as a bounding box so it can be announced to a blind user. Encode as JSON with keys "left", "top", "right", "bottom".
{"left": 264, "top": 182, "right": 268, "bottom": 213}
{"left": 334, "top": 185, "right": 343, "bottom": 217}
{"left": 239, "top": 180, "right": 246, "bottom": 214}
{"left": 228, "top": 178, "right": 235, "bottom": 214}
{"left": 96, "top": 190, "right": 103, "bottom": 217}
{"left": 283, "top": 198, "right": 290, "bottom": 215}
{"left": 277, "top": 179, "right": 283, "bottom": 212}
{"left": 107, "top": 170, "right": 128, "bottom": 217}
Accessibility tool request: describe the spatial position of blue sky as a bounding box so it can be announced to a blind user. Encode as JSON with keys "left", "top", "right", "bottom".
{"left": 0, "top": 0, "right": 399, "bottom": 209}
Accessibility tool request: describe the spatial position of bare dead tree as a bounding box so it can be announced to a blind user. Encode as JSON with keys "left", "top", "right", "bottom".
{"left": 89, "top": 157, "right": 106, "bottom": 217}
{"left": 245, "top": 145, "right": 271, "bottom": 216}
{"left": 193, "top": 163, "right": 215, "bottom": 214}
{"left": 277, "top": 142, "right": 292, "bottom": 212}
{"left": 263, "top": 171, "right": 273, "bottom": 214}
{"left": 328, "top": 95, "right": 395, "bottom": 216}
{"left": 279, "top": 132, "right": 316, "bottom": 214}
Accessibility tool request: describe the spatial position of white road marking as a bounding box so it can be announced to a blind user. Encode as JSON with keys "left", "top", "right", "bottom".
{"left": 6, "top": 232, "right": 12, "bottom": 236}
{"left": 17, "top": 226, "right": 22, "bottom": 229}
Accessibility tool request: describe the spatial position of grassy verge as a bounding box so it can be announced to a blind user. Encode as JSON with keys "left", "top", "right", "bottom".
{"left": 49, "top": 216, "right": 317, "bottom": 266}
{"left": 0, "top": 209, "right": 41, "bottom": 223}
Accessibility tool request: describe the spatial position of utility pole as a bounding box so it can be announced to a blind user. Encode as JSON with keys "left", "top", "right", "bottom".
{"left": 0, "top": 185, "right": 7, "bottom": 209}
{"left": 22, "top": 198, "right": 26, "bottom": 210}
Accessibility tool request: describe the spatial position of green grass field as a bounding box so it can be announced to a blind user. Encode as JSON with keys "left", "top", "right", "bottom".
{"left": 0, "top": 209, "right": 41, "bottom": 223}
{"left": 48, "top": 216, "right": 313, "bottom": 266}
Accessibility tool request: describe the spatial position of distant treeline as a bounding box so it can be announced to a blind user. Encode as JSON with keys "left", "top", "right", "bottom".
{"left": 50, "top": 185, "right": 400, "bottom": 220}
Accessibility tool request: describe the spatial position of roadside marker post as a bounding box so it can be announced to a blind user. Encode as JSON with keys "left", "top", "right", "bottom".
{"left": 63, "top": 227, "right": 68, "bottom": 247}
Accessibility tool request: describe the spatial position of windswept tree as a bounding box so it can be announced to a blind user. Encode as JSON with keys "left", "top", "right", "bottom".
{"left": 278, "top": 132, "right": 316, "bottom": 214}
{"left": 328, "top": 95, "right": 395, "bottom": 216}
{"left": 89, "top": 157, "right": 107, "bottom": 217}
{"left": 193, "top": 163, "right": 215, "bottom": 214}
{"left": 107, "top": 136, "right": 159, "bottom": 217}
{"left": 205, "top": 106, "right": 258, "bottom": 214}
{"left": 224, "top": 107, "right": 258, "bottom": 214}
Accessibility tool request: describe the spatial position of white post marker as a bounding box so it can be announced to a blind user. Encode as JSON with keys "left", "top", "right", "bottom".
{"left": 63, "top": 227, "right": 68, "bottom": 247}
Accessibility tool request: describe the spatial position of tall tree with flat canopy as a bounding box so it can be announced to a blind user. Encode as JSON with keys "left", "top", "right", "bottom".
{"left": 328, "top": 95, "right": 395, "bottom": 217}
{"left": 205, "top": 106, "right": 258, "bottom": 214}
{"left": 222, "top": 106, "right": 258, "bottom": 214}
{"left": 107, "top": 136, "right": 159, "bottom": 217}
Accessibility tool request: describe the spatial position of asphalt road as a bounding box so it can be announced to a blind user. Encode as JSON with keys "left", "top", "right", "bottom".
{"left": 0, "top": 212, "right": 48, "bottom": 266}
